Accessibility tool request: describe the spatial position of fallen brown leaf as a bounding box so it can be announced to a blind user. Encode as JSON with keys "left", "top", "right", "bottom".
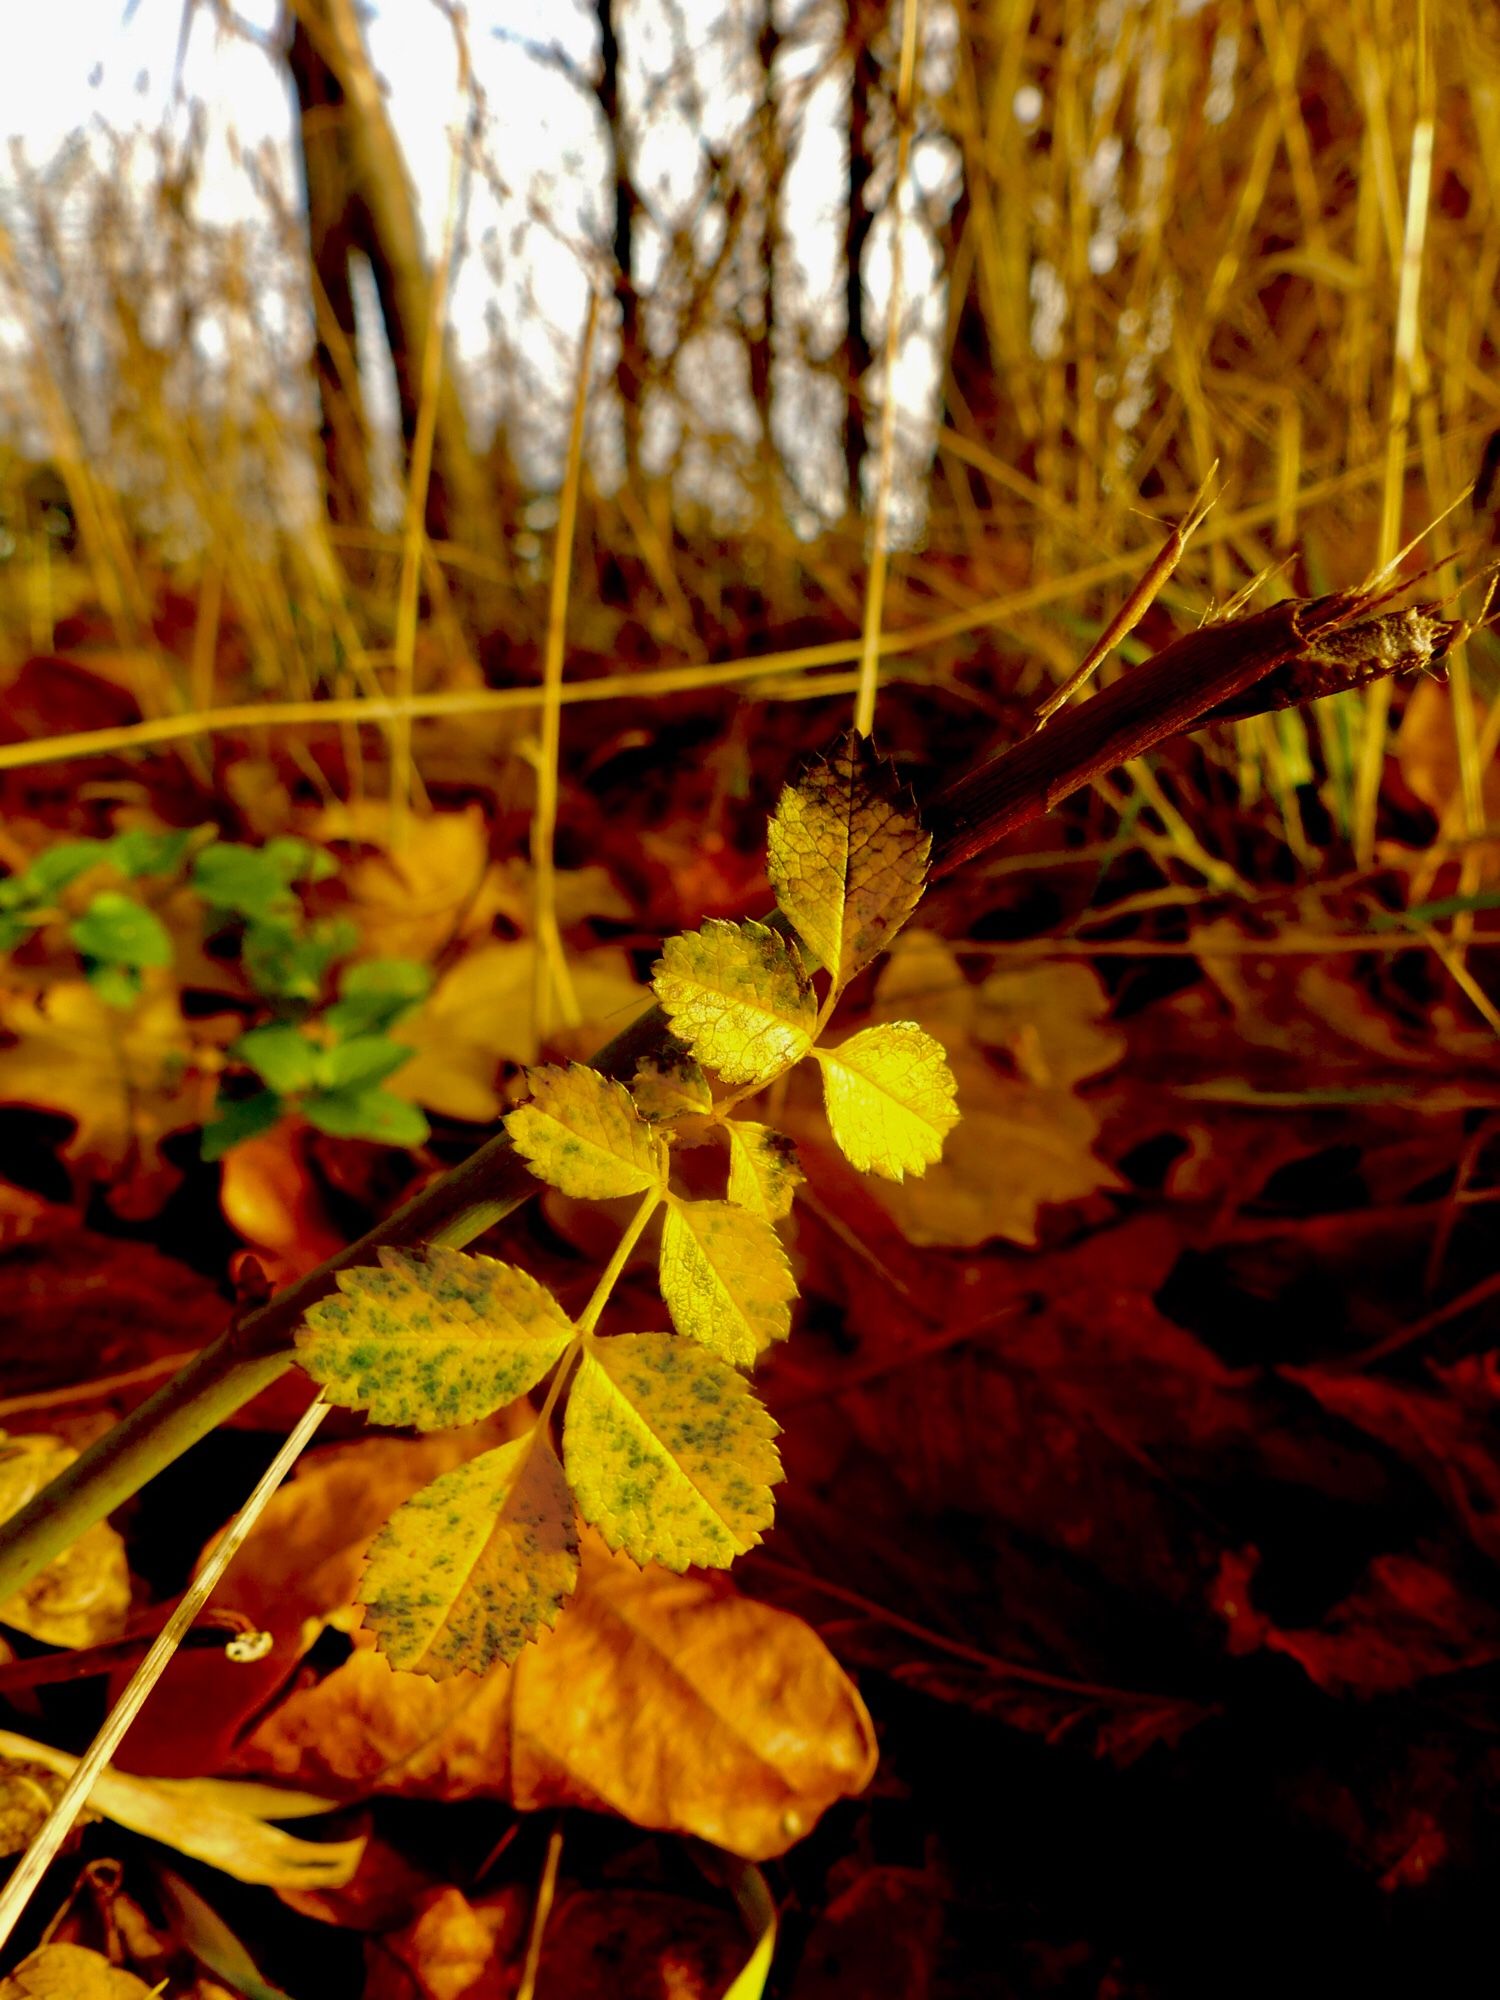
{"left": 0, "top": 980, "right": 213, "bottom": 1188}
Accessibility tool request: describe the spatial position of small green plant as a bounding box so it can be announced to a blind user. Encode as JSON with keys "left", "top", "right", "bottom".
{"left": 0, "top": 825, "right": 432, "bottom": 1153}
{"left": 291, "top": 736, "right": 960, "bottom": 1676}
{"left": 207, "top": 958, "right": 433, "bottom": 1157}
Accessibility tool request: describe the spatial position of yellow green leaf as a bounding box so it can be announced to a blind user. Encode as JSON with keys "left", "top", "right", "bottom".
{"left": 505, "top": 1062, "right": 664, "bottom": 1199}
{"left": 659, "top": 1196, "right": 795, "bottom": 1365}
{"left": 861, "top": 935, "right": 1120, "bottom": 1245}
{"left": 632, "top": 1047, "right": 713, "bottom": 1121}
{"left": 360, "top": 1434, "right": 579, "bottom": 1676}
{"left": 725, "top": 1121, "right": 803, "bottom": 1222}
{"left": 814, "top": 1021, "right": 959, "bottom": 1179}
{"left": 297, "top": 1245, "right": 573, "bottom": 1429}
{"left": 563, "top": 1333, "right": 781, "bottom": 1569}
{"left": 767, "top": 733, "right": 929, "bottom": 985}
{"left": 651, "top": 919, "right": 815, "bottom": 1088}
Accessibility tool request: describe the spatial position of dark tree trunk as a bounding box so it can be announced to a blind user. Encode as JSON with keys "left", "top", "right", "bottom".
{"left": 286, "top": 0, "right": 493, "bottom": 554}
{"left": 844, "top": 2, "right": 882, "bottom": 510}
{"left": 597, "top": 0, "right": 643, "bottom": 478}
{"left": 747, "top": 4, "right": 780, "bottom": 428}
{"left": 287, "top": 15, "right": 372, "bottom": 532}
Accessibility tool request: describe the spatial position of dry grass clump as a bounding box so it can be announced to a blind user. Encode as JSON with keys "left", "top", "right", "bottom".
{"left": 0, "top": 0, "right": 1493, "bottom": 905}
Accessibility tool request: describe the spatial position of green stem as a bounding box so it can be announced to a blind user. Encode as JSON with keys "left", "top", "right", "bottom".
{"left": 576, "top": 1185, "right": 663, "bottom": 1336}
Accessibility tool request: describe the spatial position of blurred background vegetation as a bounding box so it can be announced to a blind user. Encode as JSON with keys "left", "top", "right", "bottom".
{"left": 0, "top": 0, "right": 1494, "bottom": 876}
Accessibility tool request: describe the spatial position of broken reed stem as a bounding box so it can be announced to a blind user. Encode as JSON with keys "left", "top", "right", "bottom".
{"left": 1032, "top": 463, "right": 1217, "bottom": 727}
{"left": 0, "top": 588, "right": 1448, "bottom": 1607}
{"left": 1352, "top": 3, "right": 1434, "bottom": 866}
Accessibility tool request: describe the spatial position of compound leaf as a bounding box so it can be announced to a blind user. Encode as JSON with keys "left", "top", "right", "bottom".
{"left": 726, "top": 1121, "right": 803, "bottom": 1222}
{"left": 659, "top": 1196, "right": 795, "bottom": 1366}
{"left": 360, "top": 1433, "right": 578, "bottom": 1677}
{"left": 297, "top": 1245, "right": 573, "bottom": 1429}
{"left": 505, "top": 1062, "right": 664, "bottom": 1199}
{"left": 652, "top": 919, "right": 815, "bottom": 1088}
{"left": 815, "top": 1021, "right": 959, "bottom": 1179}
{"left": 767, "top": 733, "right": 929, "bottom": 985}
{"left": 563, "top": 1332, "right": 781, "bottom": 1570}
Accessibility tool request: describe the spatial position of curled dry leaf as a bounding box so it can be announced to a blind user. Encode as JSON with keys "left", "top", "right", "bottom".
{"left": 1211, "top": 1549, "right": 1500, "bottom": 1696}
{"left": 535, "top": 1889, "right": 754, "bottom": 2000}
{"left": 361, "top": 1884, "right": 523, "bottom": 2000}
{"left": 217, "top": 1125, "right": 347, "bottom": 1286}
{"left": 209, "top": 1439, "right": 870, "bottom": 1857}
{"left": 0, "top": 981, "right": 212, "bottom": 1184}
{"left": 0, "top": 1944, "right": 157, "bottom": 1999}
{"left": 0, "top": 1433, "right": 130, "bottom": 1648}
{"left": 0, "top": 1729, "right": 362, "bottom": 1889}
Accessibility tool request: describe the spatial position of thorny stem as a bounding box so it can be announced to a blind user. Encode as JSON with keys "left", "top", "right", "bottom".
{"left": 0, "top": 585, "right": 1447, "bottom": 1605}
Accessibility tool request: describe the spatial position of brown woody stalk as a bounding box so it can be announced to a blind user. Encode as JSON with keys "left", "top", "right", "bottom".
{"left": 0, "top": 586, "right": 1454, "bottom": 1605}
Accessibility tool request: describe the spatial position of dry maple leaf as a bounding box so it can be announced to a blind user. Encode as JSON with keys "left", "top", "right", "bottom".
{"left": 0, "top": 981, "right": 211, "bottom": 1182}
{"left": 159, "top": 1433, "right": 872, "bottom": 1858}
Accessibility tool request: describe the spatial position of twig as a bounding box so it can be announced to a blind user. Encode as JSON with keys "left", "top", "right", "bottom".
{"left": 1032, "top": 463, "right": 1218, "bottom": 727}
{"left": 0, "top": 1396, "right": 329, "bottom": 1956}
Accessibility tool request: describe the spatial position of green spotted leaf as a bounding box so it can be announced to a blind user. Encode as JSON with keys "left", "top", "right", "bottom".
{"left": 725, "top": 1121, "right": 803, "bottom": 1222}
{"left": 658, "top": 1196, "right": 794, "bottom": 1366}
{"left": 563, "top": 1332, "right": 781, "bottom": 1570}
{"left": 505, "top": 1062, "right": 664, "bottom": 1199}
{"left": 360, "top": 1433, "right": 579, "bottom": 1677}
{"left": 651, "top": 919, "right": 815, "bottom": 1088}
{"left": 296, "top": 1245, "right": 573, "bottom": 1429}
